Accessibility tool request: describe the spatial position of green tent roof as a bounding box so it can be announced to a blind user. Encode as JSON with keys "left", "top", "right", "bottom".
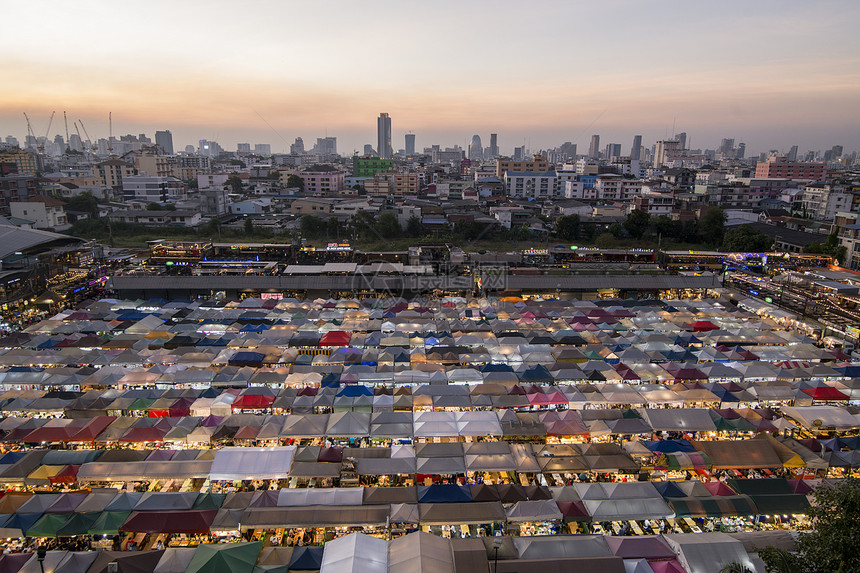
{"left": 26, "top": 513, "right": 69, "bottom": 537}
{"left": 186, "top": 541, "right": 263, "bottom": 573}
{"left": 88, "top": 510, "right": 132, "bottom": 535}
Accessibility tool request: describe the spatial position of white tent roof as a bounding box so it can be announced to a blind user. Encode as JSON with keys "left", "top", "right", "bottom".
{"left": 320, "top": 532, "right": 388, "bottom": 573}
{"left": 209, "top": 446, "right": 296, "bottom": 481}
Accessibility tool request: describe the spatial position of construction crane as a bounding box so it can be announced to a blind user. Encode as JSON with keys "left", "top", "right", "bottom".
{"left": 78, "top": 119, "right": 97, "bottom": 153}
{"left": 63, "top": 112, "right": 70, "bottom": 152}
{"left": 23, "top": 113, "right": 36, "bottom": 150}
{"left": 36, "top": 111, "right": 55, "bottom": 154}
{"left": 73, "top": 121, "right": 85, "bottom": 153}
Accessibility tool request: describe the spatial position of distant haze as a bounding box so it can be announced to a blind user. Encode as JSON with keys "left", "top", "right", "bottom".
{"left": 2, "top": 0, "right": 858, "bottom": 156}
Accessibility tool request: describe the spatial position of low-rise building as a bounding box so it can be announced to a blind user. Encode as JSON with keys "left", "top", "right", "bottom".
{"left": 109, "top": 209, "right": 202, "bottom": 227}
{"left": 9, "top": 196, "right": 69, "bottom": 230}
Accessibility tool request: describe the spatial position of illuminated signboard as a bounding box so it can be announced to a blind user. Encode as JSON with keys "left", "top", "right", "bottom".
{"left": 326, "top": 243, "right": 352, "bottom": 251}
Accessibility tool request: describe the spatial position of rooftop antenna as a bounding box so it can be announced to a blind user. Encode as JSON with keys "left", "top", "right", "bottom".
{"left": 672, "top": 116, "right": 676, "bottom": 140}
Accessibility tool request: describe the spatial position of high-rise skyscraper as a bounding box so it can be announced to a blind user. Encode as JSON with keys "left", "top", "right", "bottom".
{"left": 676, "top": 132, "right": 687, "bottom": 150}
{"left": 605, "top": 143, "right": 621, "bottom": 159}
{"left": 291, "top": 137, "right": 305, "bottom": 155}
{"left": 588, "top": 135, "right": 600, "bottom": 159}
{"left": 377, "top": 113, "right": 392, "bottom": 159}
{"left": 489, "top": 133, "right": 499, "bottom": 158}
{"left": 736, "top": 143, "right": 745, "bottom": 159}
{"left": 155, "top": 130, "right": 174, "bottom": 155}
{"left": 315, "top": 137, "right": 337, "bottom": 155}
{"left": 469, "top": 135, "right": 483, "bottom": 161}
{"left": 237, "top": 143, "right": 251, "bottom": 153}
{"left": 630, "top": 135, "right": 642, "bottom": 160}
{"left": 787, "top": 145, "right": 798, "bottom": 162}
{"left": 831, "top": 145, "right": 844, "bottom": 159}
{"left": 405, "top": 133, "right": 415, "bottom": 156}
{"left": 719, "top": 138, "right": 735, "bottom": 156}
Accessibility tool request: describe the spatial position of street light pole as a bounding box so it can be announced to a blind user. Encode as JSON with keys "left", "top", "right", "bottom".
{"left": 493, "top": 537, "right": 503, "bottom": 573}
{"left": 37, "top": 546, "right": 46, "bottom": 573}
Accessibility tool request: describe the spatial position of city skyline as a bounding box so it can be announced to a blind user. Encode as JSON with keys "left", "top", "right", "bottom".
{"left": 1, "top": 1, "right": 858, "bottom": 155}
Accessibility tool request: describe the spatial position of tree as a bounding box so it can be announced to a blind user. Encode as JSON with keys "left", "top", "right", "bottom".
{"left": 227, "top": 175, "right": 244, "bottom": 193}
{"left": 64, "top": 191, "right": 98, "bottom": 217}
{"left": 623, "top": 210, "right": 650, "bottom": 239}
{"left": 405, "top": 215, "right": 423, "bottom": 238}
{"left": 554, "top": 214, "right": 581, "bottom": 241}
{"left": 699, "top": 207, "right": 727, "bottom": 247}
{"left": 806, "top": 233, "right": 848, "bottom": 265}
{"left": 299, "top": 215, "right": 326, "bottom": 239}
{"left": 146, "top": 202, "right": 165, "bottom": 211}
{"left": 244, "top": 216, "right": 253, "bottom": 234}
{"left": 759, "top": 479, "right": 860, "bottom": 573}
{"left": 286, "top": 174, "right": 304, "bottom": 191}
{"left": 722, "top": 225, "right": 774, "bottom": 252}
{"left": 326, "top": 216, "right": 339, "bottom": 239}
{"left": 608, "top": 222, "right": 624, "bottom": 239}
{"left": 719, "top": 565, "right": 754, "bottom": 573}
{"left": 376, "top": 212, "right": 401, "bottom": 239}
{"left": 203, "top": 217, "right": 221, "bottom": 238}
{"left": 653, "top": 215, "right": 678, "bottom": 240}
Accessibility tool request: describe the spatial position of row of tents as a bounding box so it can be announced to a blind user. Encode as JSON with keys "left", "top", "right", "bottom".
{"left": 0, "top": 529, "right": 780, "bottom": 573}
{"left": 0, "top": 478, "right": 821, "bottom": 537}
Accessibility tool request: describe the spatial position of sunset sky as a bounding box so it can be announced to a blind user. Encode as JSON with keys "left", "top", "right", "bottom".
{"left": 2, "top": 0, "right": 858, "bottom": 156}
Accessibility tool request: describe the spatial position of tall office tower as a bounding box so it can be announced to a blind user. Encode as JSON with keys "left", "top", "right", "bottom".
{"left": 255, "top": 144, "right": 271, "bottom": 155}
{"left": 363, "top": 144, "right": 375, "bottom": 156}
{"left": 316, "top": 137, "right": 337, "bottom": 155}
{"left": 68, "top": 134, "right": 82, "bottom": 152}
{"left": 676, "top": 132, "right": 687, "bottom": 150}
{"left": 469, "top": 135, "right": 483, "bottom": 161}
{"left": 605, "top": 143, "right": 621, "bottom": 159}
{"left": 405, "top": 133, "right": 415, "bottom": 156}
{"left": 513, "top": 146, "right": 526, "bottom": 161}
{"left": 719, "top": 138, "right": 735, "bottom": 156}
{"left": 588, "top": 135, "right": 600, "bottom": 159}
{"left": 559, "top": 142, "right": 577, "bottom": 160}
{"left": 237, "top": 143, "right": 251, "bottom": 153}
{"left": 736, "top": 143, "right": 745, "bottom": 159}
{"left": 488, "top": 133, "right": 499, "bottom": 158}
{"left": 377, "top": 113, "right": 392, "bottom": 159}
{"left": 155, "top": 130, "right": 174, "bottom": 154}
{"left": 831, "top": 145, "right": 844, "bottom": 159}
{"left": 787, "top": 145, "right": 798, "bottom": 162}
{"left": 630, "top": 135, "right": 642, "bottom": 160}
{"left": 291, "top": 137, "right": 305, "bottom": 154}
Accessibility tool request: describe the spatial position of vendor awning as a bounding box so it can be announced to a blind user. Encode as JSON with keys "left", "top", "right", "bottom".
{"left": 77, "top": 460, "right": 212, "bottom": 481}
{"left": 240, "top": 505, "right": 388, "bottom": 529}
{"left": 120, "top": 510, "right": 217, "bottom": 534}
{"left": 419, "top": 501, "right": 506, "bottom": 525}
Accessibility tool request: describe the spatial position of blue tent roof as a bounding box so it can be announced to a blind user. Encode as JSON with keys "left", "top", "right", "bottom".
{"left": 417, "top": 484, "right": 472, "bottom": 503}
{"left": 229, "top": 351, "right": 266, "bottom": 365}
{"left": 337, "top": 385, "right": 373, "bottom": 397}
{"left": 482, "top": 364, "right": 514, "bottom": 373}
{"left": 288, "top": 546, "right": 324, "bottom": 570}
{"left": 644, "top": 439, "right": 696, "bottom": 453}
{"left": 653, "top": 481, "right": 686, "bottom": 498}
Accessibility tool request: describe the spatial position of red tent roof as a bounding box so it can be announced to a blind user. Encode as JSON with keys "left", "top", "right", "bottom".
{"left": 319, "top": 331, "right": 352, "bottom": 347}
{"left": 120, "top": 509, "right": 217, "bottom": 534}
{"left": 231, "top": 394, "right": 275, "bottom": 409}
{"left": 119, "top": 427, "right": 167, "bottom": 443}
{"left": 801, "top": 387, "right": 849, "bottom": 401}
